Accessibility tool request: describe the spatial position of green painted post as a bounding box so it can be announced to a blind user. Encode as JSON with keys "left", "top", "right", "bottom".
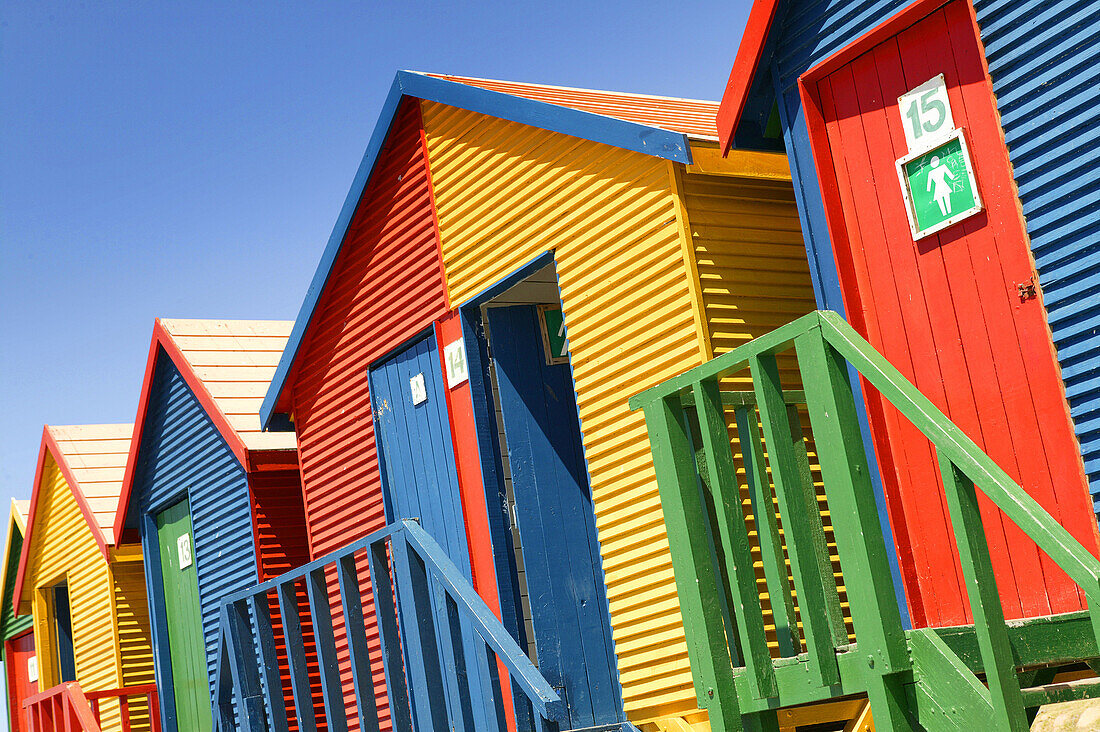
{"left": 796, "top": 330, "right": 915, "bottom": 731}
{"left": 694, "top": 379, "right": 777, "bottom": 700}
{"left": 751, "top": 353, "right": 841, "bottom": 688}
{"left": 641, "top": 393, "right": 744, "bottom": 732}
{"left": 734, "top": 407, "right": 799, "bottom": 657}
{"left": 939, "top": 453, "right": 1028, "bottom": 732}
{"left": 795, "top": 331, "right": 908, "bottom": 668}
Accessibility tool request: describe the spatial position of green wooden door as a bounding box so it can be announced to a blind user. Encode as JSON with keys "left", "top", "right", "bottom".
{"left": 156, "top": 498, "right": 210, "bottom": 732}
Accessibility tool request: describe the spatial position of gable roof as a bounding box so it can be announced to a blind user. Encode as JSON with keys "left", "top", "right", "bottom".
{"left": 0, "top": 500, "right": 29, "bottom": 618}
{"left": 114, "top": 318, "right": 297, "bottom": 545}
{"left": 259, "top": 70, "right": 720, "bottom": 428}
{"left": 717, "top": 0, "right": 784, "bottom": 154}
{"left": 13, "top": 424, "right": 133, "bottom": 610}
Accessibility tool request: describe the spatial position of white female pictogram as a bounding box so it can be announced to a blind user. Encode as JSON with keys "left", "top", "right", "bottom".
{"left": 926, "top": 155, "right": 957, "bottom": 216}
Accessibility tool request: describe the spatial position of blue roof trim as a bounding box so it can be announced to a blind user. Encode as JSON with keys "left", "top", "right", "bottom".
{"left": 260, "top": 71, "right": 694, "bottom": 428}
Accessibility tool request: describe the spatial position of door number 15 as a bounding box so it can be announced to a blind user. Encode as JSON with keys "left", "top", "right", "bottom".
{"left": 898, "top": 74, "right": 954, "bottom": 151}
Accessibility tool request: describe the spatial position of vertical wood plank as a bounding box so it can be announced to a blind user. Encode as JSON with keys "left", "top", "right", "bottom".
{"left": 939, "top": 453, "right": 1027, "bottom": 731}
{"left": 751, "top": 352, "right": 841, "bottom": 688}
{"left": 306, "top": 567, "right": 351, "bottom": 732}
{"left": 641, "top": 394, "right": 744, "bottom": 732}
{"left": 735, "top": 407, "right": 799, "bottom": 657}
{"left": 277, "top": 579, "right": 317, "bottom": 730}
{"left": 247, "top": 593, "right": 291, "bottom": 732}
{"left": 391, "top": 531, "right": 449, "bottom": 731}
{"left": 337, "top": 553, "right": 381, "bottom": 732}
{"left": 693, "top": 379, "right": 776, "bottom": 700}
{"left": 796, "top": 332, "right": 908, "bottom": 669}
{"left": 368, "top": 539, "right": 413, "bottom": 732}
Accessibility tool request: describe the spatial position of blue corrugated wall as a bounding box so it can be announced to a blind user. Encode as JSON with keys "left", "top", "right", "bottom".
{"left": 975, "top": 0, "right": 1100, "bottom": 512}
{"left": 127, "top": 350, "right": 258, "bottom": 704}
{"left": 765, "top": 0, "right": 1100, "bottom": 514}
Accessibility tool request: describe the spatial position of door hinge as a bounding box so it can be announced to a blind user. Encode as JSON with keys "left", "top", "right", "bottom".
{"left": 1017, "top": 278, "right": 1037, "bottom": 301}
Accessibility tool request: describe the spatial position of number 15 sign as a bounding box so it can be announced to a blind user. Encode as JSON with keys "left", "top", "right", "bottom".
{"left": 898, "top": 74, "right": 954, "bottom": 149}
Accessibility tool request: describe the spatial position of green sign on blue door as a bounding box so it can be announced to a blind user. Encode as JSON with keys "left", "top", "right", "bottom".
{"left": 896, "top": 129, "right": 982, "bottom": 240}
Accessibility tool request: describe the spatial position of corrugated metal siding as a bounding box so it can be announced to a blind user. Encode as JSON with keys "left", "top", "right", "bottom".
{"left": 113, "top": 560, "right": 155, "bottom": 732}
{"left": 288, "top": 97, "right": 449, "bottom": 731}
{"left": 24, "top": 456, "right": 122, "bottom": 730}
{"left": 130, "top": 350, "right": 257, "bottom": 705}
{"left": 421, "top": 100, "right": 704, "bottom": 723}
{"left": 974, "top": 0, "right": 1100, "bottom": 514}
{"left": 2, "top": 525, "right": 32, "bottom": 642}
{"left": 682, "top": 165, "right": 855, "bottom": 650}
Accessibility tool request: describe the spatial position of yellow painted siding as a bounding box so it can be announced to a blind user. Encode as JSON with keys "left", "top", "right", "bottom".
{"left": 421, "top": 101, "right": 705, "bottom": 722}
{"left": 681, "top": 156, "right": 855, "bottom": 654}
{"left": 113, "top": 559, "right": 155, "bottom": 731}
{"left": 23, "top": 455, "right": 124, "bottom": 730}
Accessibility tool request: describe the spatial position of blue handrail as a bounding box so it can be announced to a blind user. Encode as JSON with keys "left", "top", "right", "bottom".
{"left": 211, "top": 518, "right": 564, "bottom": 731}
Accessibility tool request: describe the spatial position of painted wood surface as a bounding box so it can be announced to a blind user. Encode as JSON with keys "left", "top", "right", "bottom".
{"left": 5, "top": 630, "right": 35, "bottom": 732}
{"left": 112, "top": 557, "right": 156, "bottom": 731}
{"left": 486, "top": 304, "right": 622, "bottom": 729}
{"left": 369, "top": 334, "right": 498, "bottom": 732}
{"left": 156, "top": 499, "right": 208, "bottom": 732}
{"left": 799, "top": 0, "right": 1099, "bottom": 627}
{"left": 422, "top": 100, "right": 706, "bottom": 723}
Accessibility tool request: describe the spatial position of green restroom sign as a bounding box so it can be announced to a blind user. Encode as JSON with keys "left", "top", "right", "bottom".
{"left": 896, "top": 130, "right": 982, "bottom": 239}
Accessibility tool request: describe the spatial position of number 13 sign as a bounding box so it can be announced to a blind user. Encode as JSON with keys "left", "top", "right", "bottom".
{"left": 898, "top": 74, "right": 954, "bottom": 151}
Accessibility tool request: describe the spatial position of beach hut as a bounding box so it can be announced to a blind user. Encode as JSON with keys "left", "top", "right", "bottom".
{"left": 614, "top": 0, "right": 1100, "bottom": 728}
{"left": 12, "top": 424, "right": 157, "bottom": 732}
{"left": 241, "top": 71, "right": 829, "bottom": 732}
{"left": 113, "top": 319, "right": 311, "bottom": 732}
{"left": 1, "top": 500, "right": 34, "bottom": 732}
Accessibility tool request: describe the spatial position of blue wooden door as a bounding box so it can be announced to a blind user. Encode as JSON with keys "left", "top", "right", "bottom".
{"left": 370, "top": 333, "right": 500, "bottom": 732}
{"left": 486, "top": 305, "right": 623, "bottom": 729}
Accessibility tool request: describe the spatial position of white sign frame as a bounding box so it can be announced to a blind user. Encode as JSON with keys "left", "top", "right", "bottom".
{"left": 177, "top": 533, "right": 193, "bottom": 570}
{"left": 895, "top": 127, "right": 983, "bottom": 241}
{"left": 444, "top": 339, "right": 469, "bottom": 388}
{"left": 409, "top": 373, "right": 427, "bottom": 405}
{"left": 898, "top": 74, "right": 955, "bottom": 153}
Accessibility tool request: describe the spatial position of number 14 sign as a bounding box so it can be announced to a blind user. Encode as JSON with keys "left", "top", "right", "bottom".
{"left": 895, "top": 74, "right": 982, "bottom": 240}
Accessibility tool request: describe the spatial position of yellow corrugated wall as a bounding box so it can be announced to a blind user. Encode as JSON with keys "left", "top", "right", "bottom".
{"left": 23, "top": 455, "right": 124, "bottom": 731}
{"left": 112, "top": 557, "right": 155, "bottom": 731}
{"left": 680, "top": 147, "right": 854, "bottom": 685}
{"left": 421, "top": 101, "right": 706, "bottom": 723}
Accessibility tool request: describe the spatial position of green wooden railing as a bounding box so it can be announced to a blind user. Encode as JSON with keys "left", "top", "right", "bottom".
{"left": 629, "top": 310, "right": 1100, "bottom": 732}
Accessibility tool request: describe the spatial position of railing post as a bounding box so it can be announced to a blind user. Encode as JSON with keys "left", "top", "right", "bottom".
{"left": 247, "top": 592, "right": 290, "bottom": 732}
{"left": 640, "top": 392, "right": 744, "bottom": 732}
{"left": 337, "top": 552, "right": 382, "bottom": 732}
{"left": 939, "top": 453, "right": 1027, "bottom": 731}
{"left": 306, "top": 566, "right": 351, "bottom": 732}
{"left": 223, "top": 600, "right": 267, "bottom": 732}
{"left": 796, "top": 329, "right": 913, "bottom": 729}
{"left": 276, "top": 579, "right": 317, "bottom": 730}
{"left": 734, "top": 407, "right": 799, "bottom": 657}
{"left": 368, "top": 537, "right": 413, "bottom": 731}
{"left": 391, "top": 527, "right": 450, "bottom": 731}
{"left": 750, "top": 353, "right": 842, "bottom": 688}
{"left": 693, "top": 378, "right": 777, "bottom": 701}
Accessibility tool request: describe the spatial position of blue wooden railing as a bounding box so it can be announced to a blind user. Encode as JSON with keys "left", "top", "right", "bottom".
{"left": 212, "top": 518, "right": 565, "bottom": 732}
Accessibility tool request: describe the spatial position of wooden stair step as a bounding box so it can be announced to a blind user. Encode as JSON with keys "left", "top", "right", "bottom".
{"left": 1021, "top": 676, "right": 1100, "bottom": 707}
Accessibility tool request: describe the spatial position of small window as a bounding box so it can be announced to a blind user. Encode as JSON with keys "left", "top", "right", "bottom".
{"left": 51, "top": 583, "right": 76, "bottom": 683}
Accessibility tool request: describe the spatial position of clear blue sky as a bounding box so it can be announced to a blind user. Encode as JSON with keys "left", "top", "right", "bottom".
{"left": 0, "top": 0, "right": 748, "bottom": 711}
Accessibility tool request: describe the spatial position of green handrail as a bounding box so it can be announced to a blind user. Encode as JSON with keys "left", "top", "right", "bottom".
{"left": 630, "top": 310, "right": 1100, "bottom": 732}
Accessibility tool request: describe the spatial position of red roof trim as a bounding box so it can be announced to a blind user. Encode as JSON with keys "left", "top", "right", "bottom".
{"left": 112, "top": 319, "right": 257, "bottom": 546}
{"left": 13, "top": 428, "right": 113, "bottom": 613}
{"left": 718, "top": 0, "right": 783, "bottom": 155}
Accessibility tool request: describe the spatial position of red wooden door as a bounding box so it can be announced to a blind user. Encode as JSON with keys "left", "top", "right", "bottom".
{"left": 6, "top": 630, "right": 36, "bottom": 732}
{"left": 800, "top": 0, "right": 1100, "bottom": 627}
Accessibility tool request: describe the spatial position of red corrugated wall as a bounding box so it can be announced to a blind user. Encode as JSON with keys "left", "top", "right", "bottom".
{"left": 251, "top": 468, "right": 322, "bottom": 731}
{"left": 286, "top": 98, "right": 450, "bottom": 731}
